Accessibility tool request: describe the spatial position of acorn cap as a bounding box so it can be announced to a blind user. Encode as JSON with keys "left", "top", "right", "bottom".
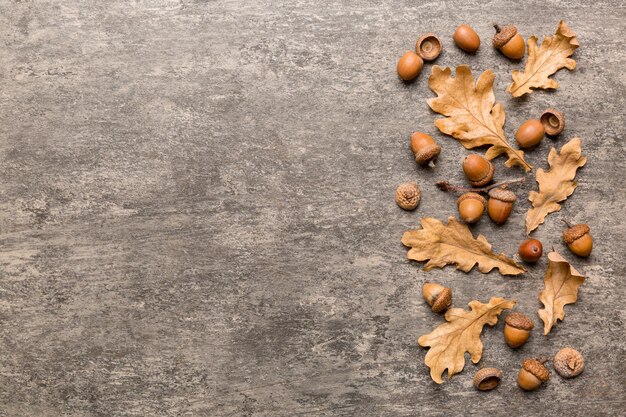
{"left": 493, "top": 24, "right": 518, "bottom": 48}
{"left": 469, "top": 161, "right": 494, "bottom": 187}
{"left": 554, "top": 347, "right": 584, "bottom": 378}
{"left": 395, "top": 182, "right": 421, "bottom": 210}
{"left": 414, "top": 143, "right": 441, "bottom": 165}
{"left": 505, "top": 312, "right": 534, "bottom": 331}
{"left": 522, "top": 359, "right": 550, "bottom": 382}
{"left": 456, "top": 192, "right": 487, "bottom": 207}
{"left": 563, "top": 224, "right": 590, "bottom": 243}
{"left": 473, "top": 368, "right": 503, "bottom": 391}
{"left": 488, "top": 187, "right": 517, "bottom": 202}
{"left": 540, "top": 108, "right": 565, "bottom": 136}
{"left": 431, "top": 286, "right": 452, "bottom": 313}
{"left": 416, "top": 32, "right": 442, "bottom": 61}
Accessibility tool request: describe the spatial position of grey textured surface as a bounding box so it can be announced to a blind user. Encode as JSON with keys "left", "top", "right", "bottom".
{"left": 1, "top": 1, "right": 625, "bottom": 416}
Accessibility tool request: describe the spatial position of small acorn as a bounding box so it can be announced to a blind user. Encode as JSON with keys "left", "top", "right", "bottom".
{"left": 453, "top": 24, "right": 480, "bottom": 53}
{"left": 422, "top": 282, "right": 452, "bottom": 313}
{"left": 516, "top": 119, "right": 545, "bottom": 149}
{"left": 554, "top": 347, "right": 584, "bottom": 378}
{"left": 395, "top": 182, "right": 421, "bottom": 210}
{"left": 410, "top": 132, "right": 441, "bottom": 166}
{"left": 517, "top": 359, "right": 550, "bottom": 391}
{"left": 562, "top": 222, "right": 593, "bottom": 257}
{"left": 487, "top": 186, "right": 516, "bottom": 225}
{"left": 540, "top": 109, "right": 565, "bottom": 137}
{"left": 416, "top": 33, "right": 442, "bottom": 61}
{"left": 518, "top": 238, "right": 543, "bottom": 262}
{"left": 504, "top": 312, "right": 534, "bottom": 348}
{"left": 473, "top": 368, "right": 503, "bottom": 391}
{"left": 462, "top": 154, "right": 494, "bottom": 187}
{"left": 397, "top": 51, "right": 424, "bottom": 81}
{"left": 493, "top": 24, "right": 525, "bottom": 60}
{"left": 457, "top": 193, "right": 486, "bottom": 224}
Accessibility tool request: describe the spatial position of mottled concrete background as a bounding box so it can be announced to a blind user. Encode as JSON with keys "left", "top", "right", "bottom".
{"left": 1, "top": 0, "right": 625, "bottom": 416}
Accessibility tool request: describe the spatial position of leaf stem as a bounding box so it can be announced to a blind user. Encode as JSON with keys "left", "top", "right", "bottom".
{"left": 436, "top": 177, "right": 526, "bottom": 194}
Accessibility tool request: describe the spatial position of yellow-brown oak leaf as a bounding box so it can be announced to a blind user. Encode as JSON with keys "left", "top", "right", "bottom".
{"left": 418, "top": 297, "right": 516, "bottom": 383}
{"left": 508, "top": 21, "right": 579, "bottom": 97}
{"left": 538, "top": 251, "right": 585, "bottom": 335}
{"left": 526, "top": 138, "right": 587, "bottom": 234}
{"left": 401, "top": 216, "right": 525, "bottom": 276}
{"left": 428, "top": 65, "right": 531, "bottom": 171}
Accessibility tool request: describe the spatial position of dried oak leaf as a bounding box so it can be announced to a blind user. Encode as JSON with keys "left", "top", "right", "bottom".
{"left": 526, "top": 138, "right": 587, "bottom": 234}
{"left": 508, "top": 21, "right": 579, "bottom": 97}
{"left": 401, "top": 216, "right": 525, "bottom": 275}
{"left": 538, "top": 251, "right": 585, "bottom": 335}
{"left": 428, "top": 65, "right": 531, "bottom": 171}
{"left": 419, "top": 297, "right": 516, "bottom": 383}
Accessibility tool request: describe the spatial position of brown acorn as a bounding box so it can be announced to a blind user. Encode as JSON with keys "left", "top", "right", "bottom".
{"left": 462, "top": 154, "right": 494, "bottom": 187}
{"left": 540, "top": 109, "right": 565, "bottom": 137}
{"left": 518, "top": 238, "right": 543, "bottom": 262}
{"left": 517, "top": 359, "right": 550, "bottom": 391}
{"left": 562, "top": 223, "right": 593, "bottom": 257}
{"left": 422, "top": 283, "right": 452, "bottom": 313}
{"left": 493, "top": 24, "right": 525, "bottom": 60}
{"left": 397, "top": 51, "right": 423, "bottom": 81}
{"left": 515, "top": 119, "right": 545, "bottom": 148}
{"left": 473, "top": 368, "right": 503, "bottom": 391}
{"left": 487, "top": 187, "right": 516, "bottom": 225}
{"left": 415, "top": 33, "right": 442, "bottom": 61}
{"left": 453, "top": 24, "right": 480, "bottom": 53}
{"left": 410, "top": 132, "right": 441, "bottom": 166}
{"left": 457, "top": 193, "right": 486, "bottom": 224}
{"left": 504, "top": 312, "right": 534, "bottom": 348}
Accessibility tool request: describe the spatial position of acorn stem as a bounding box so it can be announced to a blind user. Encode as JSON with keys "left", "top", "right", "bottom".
{"left": 561, "top": 219, "right": 574, "bottom": 228}
{"left": 436, "top": 176, "right": 525, "bottom": 194}
{"left": 493, "top": 23, "right": 502, "bottom": 33}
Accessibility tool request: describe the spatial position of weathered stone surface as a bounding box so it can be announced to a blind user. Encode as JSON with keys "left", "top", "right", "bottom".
{"left": 1, "top": 1, "right": 625, "bottom": 416}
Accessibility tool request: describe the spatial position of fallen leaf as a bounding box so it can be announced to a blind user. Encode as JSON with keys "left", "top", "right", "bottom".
{"left": 508, "top": 21, "right": 579, "bottom": 97}
{"left": 526, "top": 138, "right": 587, "bottom": 234}
{"left": 418, "top": 297, "right": 516, "bottom": 383}
{"left": 538, "top": 251, "right": 585, "bottom": 335}
{"left": 401, "top": 216, "right": 525, "bottom": 275}
{"left": 428, "top": 65, "right": 532, "bottom": 171}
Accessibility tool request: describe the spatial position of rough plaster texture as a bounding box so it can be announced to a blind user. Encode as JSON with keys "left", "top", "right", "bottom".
{"left": 1, "top": 0, "right": 625, "bottom": 416}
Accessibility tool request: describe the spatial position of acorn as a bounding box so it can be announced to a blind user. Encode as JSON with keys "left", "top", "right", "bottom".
{"left": 504, "top": 312, "right": 534, "bottom": 348}
{"left": 410, "top": 132, "right": 441, "bottom": 166}
{"left": 415, "top": 33, "right": 442, "bottom": 61}
{"left": 462, "top": 154, "right": 494, "bottom": 187}
{"left": 540, "top": 108, "right": 565, "bottom": 137}
{"left": 554, "top": 347, "right": 584, "bottom": 378}
{"left": 422, "top": 283, "right": 452, "bottom": 313}
{"left": 397, "top": 51, "right": 423, "bottom": 81}
{"left": 517, "top": 359, "right": 550, "bottom": 391}
{"left": 518, "top": 238, "right": 543, "bottom": 262}
{"left": 453, "top": 24, "right": 480, "bottom": 53}
{"left": 473, "top": 368, "right": 503, "bottom": 391}
{"left": 515, "top": 119, "right": 545, "bottom": 148}
{"left": 562, "top": 223, "right": 593, "bottom": 257}
{"left": 493, "top": 24, "right": 525, "bottom": 60}
{"left": 487, "top": 187, "right": 516, "bottom": 225}
{"left": 457, "top": 193, "right": 486, "bottom": 224}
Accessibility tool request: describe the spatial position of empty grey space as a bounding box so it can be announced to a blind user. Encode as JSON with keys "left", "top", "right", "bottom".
{"left": 1, "top": 0, "right": 625, "bottom": 416}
